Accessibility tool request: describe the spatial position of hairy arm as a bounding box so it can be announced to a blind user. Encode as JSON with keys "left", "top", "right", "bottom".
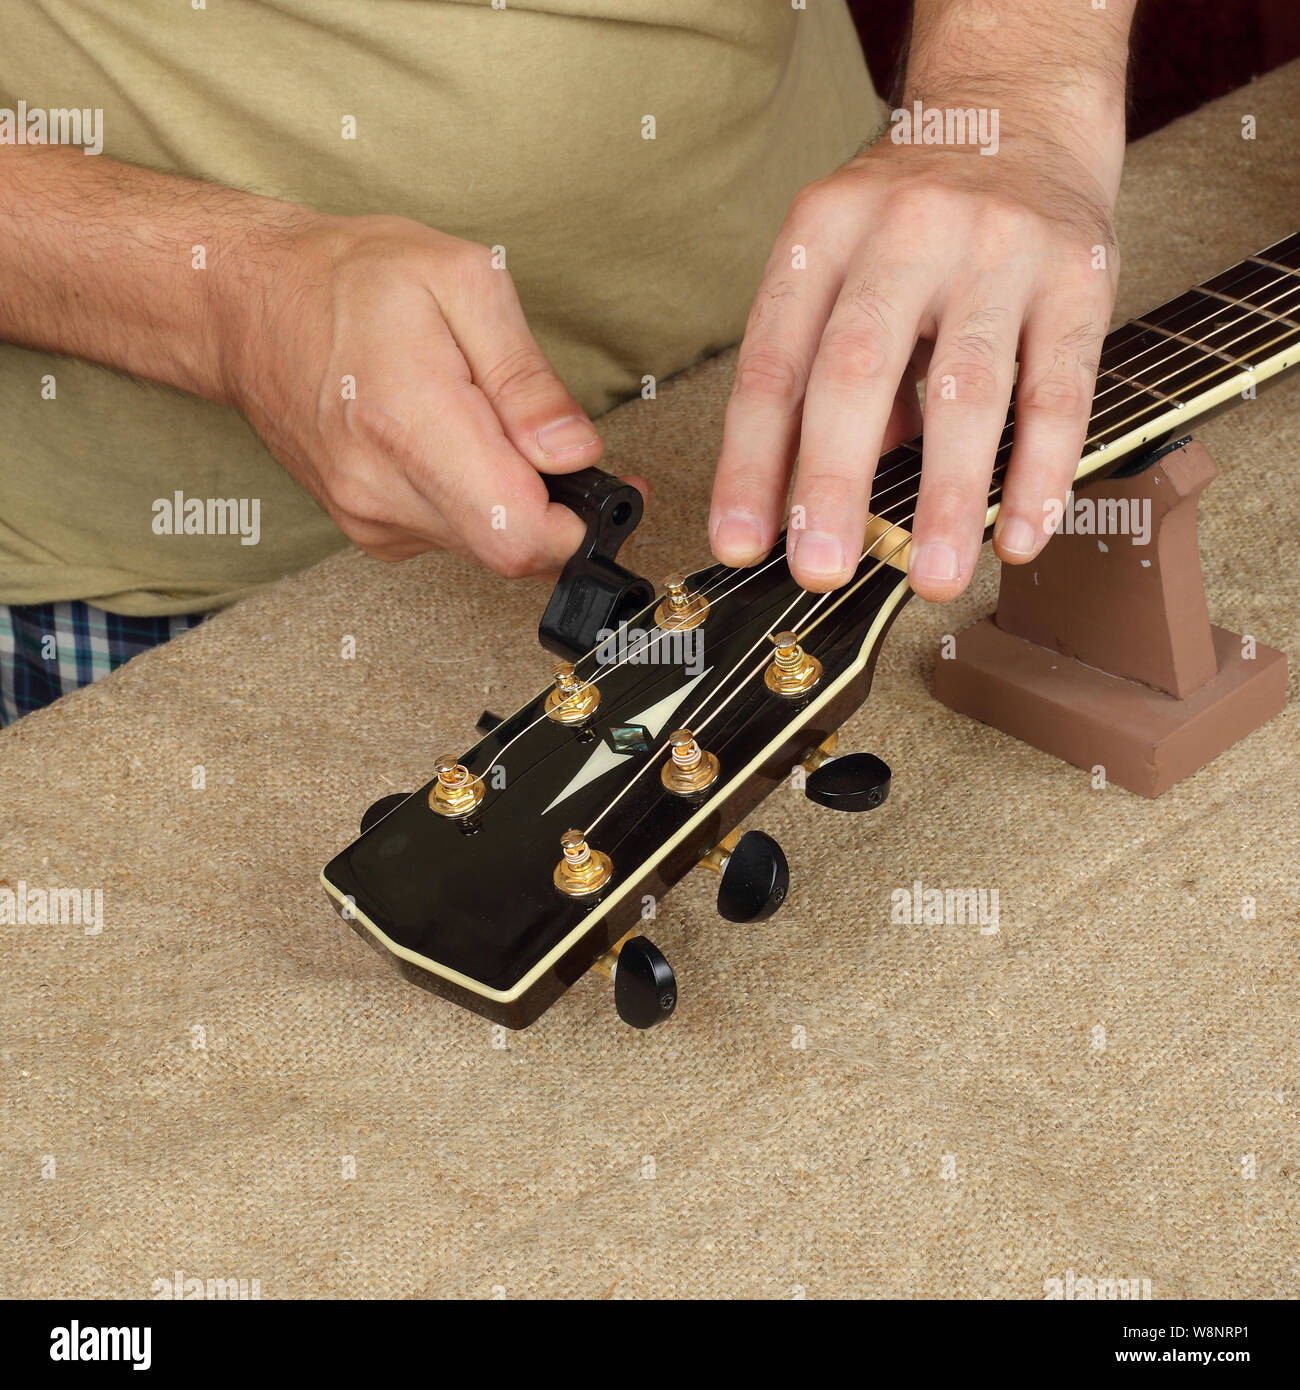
{"left": 0, "top": 142, "right": 598, "bottom": 574}
{"left": 0, "top": 142, "right": 307, "bottom": 401}
{"left": 904, "top": 0, "right": 1133, "bottom": 199}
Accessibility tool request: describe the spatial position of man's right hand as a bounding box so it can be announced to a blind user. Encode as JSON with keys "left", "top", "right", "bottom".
{"left": 216, "top": 214, "right": 598, "bottom": 574}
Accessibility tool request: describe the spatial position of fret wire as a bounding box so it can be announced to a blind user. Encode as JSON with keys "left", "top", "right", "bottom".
{"left": 1248, "top": 253, "right": 1300, "bottom": 279}
{"left": 639, "top": 288, "right": 1300, "bottom": 797}
{"left": 1133, "top": 281, "right": 1300, "bottom": 377}
{"left": 879, "top": 268, "right": 1299, "bottom": 507}
{"left": 873, "top": 311, "right": 1298, "bottom": 533}
{"left": 872, "top": 263, "right": 1300, "bottom": 524}
{"left": 1105, "top": 280, "right": 1279, "bottom": 386}
{"left": 1200, "top": 285, "right": 1300, "bottom": 331}
{"left": 1202, "top": 256, "right": 1293, "bottom": 297}
{"left": 1187, "top": 292, "right": 1300, "bottom": 359}
{"left": 493, "top": 244, "right": 1300, "bottom": 820}
{"left": 1255, "top": 231, "right": 1300, "bottom": 267}
{"left": 1203, "top": 254, "right": 1298, "bottom": 297}
{"left": 1131, "top": 316, "right": 1243, "bottom": 368}
{"left": 1104, "top": 340, "right": 1235, "bottom": 400}
{"left": 1084, "top": 318, "right": 1300, "bottom": 453}
{"left": 1096, "top": 334, "right": 1228, "bottom": 407}
{"left": 1098, "top": 323, "right": 1165, "bottom": 372}
{"left": 1098, "top": 365, "right": 1180, "bottom": 405}
{"left": 1145, "top": 259, "right": 1292, "bottom": 335}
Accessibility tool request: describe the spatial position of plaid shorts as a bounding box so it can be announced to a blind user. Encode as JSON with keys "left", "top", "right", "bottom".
{"left": 0, "top": 601, "right": 207, "bottom": 726}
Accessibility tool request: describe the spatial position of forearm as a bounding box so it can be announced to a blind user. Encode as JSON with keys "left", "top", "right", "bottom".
{"left": 902, "top": 0, "right": 1138, "bottom": 198}
{"left": 0, "top": 143, "right": 313, "bottom": 402}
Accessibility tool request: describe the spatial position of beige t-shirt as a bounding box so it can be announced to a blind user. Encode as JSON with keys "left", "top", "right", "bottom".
{"left": 0, "top": 0, "right": 884, "bottom": 615}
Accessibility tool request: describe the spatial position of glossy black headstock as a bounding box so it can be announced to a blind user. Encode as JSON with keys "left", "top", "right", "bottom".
{"left": 322, "top": 531, "right": 909, "bottom": 1029}
{"left": 321, "top": 229, "right": 1300, "bottom": 1027}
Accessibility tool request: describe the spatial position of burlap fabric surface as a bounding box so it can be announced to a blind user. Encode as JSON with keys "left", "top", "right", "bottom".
{"left": 3, "top": 66, "right": 1298, "bottom": 1299}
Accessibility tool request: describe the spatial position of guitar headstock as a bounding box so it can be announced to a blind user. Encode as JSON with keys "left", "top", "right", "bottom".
{"left": 321, "top": 536, "right": 907, "bottom": 1030}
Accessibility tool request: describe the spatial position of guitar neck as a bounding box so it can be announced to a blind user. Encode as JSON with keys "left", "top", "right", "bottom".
{"left": 1078, "top": 229, "right": 1300, "bottom": 481}
{"left": 867, "top": 230, "right": 1300, "bottom": 564}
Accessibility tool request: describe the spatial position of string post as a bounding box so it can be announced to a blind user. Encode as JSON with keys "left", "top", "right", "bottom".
{"left": 428, "top": 754, "right": 484, "bottom": 818}
{"left": 764, "top": 631, "right": 822, "bottom": 698}
{"left": 661, "top": 728, "right": 721, "bottom": 796}
{"left": 544, "top": 659, "right": 601, "bottom": 725}
{"left": 554, "top": 829, "right": 613, "bottom": 896}
{"left": 655, "top": 572, "right": 710, "bottom": 631}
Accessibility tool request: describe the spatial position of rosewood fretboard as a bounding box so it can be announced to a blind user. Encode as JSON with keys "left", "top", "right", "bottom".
{"left": 865, "top": 229, "right": 1300, "bottom": 553}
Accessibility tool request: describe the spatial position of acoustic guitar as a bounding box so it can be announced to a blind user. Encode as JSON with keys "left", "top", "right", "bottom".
{"left": 322, "top": 232, "right": 1300, "bottom": 1029}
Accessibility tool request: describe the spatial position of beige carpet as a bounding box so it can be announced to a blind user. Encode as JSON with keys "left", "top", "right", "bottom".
{"left": 4, "top": 64, "right": 1299, "bottom": 1300}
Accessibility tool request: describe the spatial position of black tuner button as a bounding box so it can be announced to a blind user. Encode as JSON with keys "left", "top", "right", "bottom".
{"left": 804, "top": 753, "right": 891, "bottom": 812}
{"left": 613, "top": 937, "right": 678, "bottom": 1029}
{"left": 360, "top": 793, "right": 411, "bottom": 835}
{"left": 717, "top": 830, "right": 789, "bottom": 923}
{"left": 475, "top": 709, "right": 504, "bottom": 736}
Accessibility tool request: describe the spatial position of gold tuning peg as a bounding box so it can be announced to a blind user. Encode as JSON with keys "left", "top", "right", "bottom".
{"left": 589, "top": 930, "right": 635, "bottom": 978}
{"left": 697, "top": 829, "right": 742, "bottom": 875}
{"left": 427, "top": 755, "right": 484, "bottom": 817}
{"left": 655, "top": 572, "right": 710, "bottom": 630}
{"left": 697, "top": 827, "right": 789, "bottom": 922}
{"left": 554, "top": 829, "right": 613, "bottom": 897}
{"left": 764, "top": 630, "right": 821, "bottom": 697}
{"left": 660, "top": 729, "right": 720, "bottom": 795}
{"left": 590, "top": 931, "right": 678, "bottom": 1029}
{"left": 800, "top": 731, "right": 839, "bottom": 772}
{"left": 544, "top": 660, "right": 600, "bottom": 724}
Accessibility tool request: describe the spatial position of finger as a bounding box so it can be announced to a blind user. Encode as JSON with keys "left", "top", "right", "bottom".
{"left": 439, "top": 249, "right": 604, "bottom": 473}
{"left": 531, "top": 476, "right": 651, "bottom": 587}
{"left": 993, "top": 297, "right": 1107, "bottom": 564}
{"left": 908, "top": 291, "right": 1025, "bottom": 601}
{"left": 789, "top": 264, "right": 933, "bottom": 591}
{"left": 364, "top": 317, "right": 587, "bottom": 576}
{"left": 423, "top": 379, "right": 589, "bottom": 577}
{"left": 711, "top": 216, "right": 848, "bottom": 566}
{"left": 620, "top": 473, "right": 652, "bottom": 506}
{"left": 881, "top": 365, "right": 924, "bottom": 452}
{"left": 345, "top": 520, "right": 457, "bottom": 564}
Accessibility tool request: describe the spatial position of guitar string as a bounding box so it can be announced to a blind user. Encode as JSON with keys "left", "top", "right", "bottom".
{"left": 477, "top": 276, "right": 1300, "bottom": 794}
{"left": 579, "top": 305, "right": 1300, "bottom": 839}
{"left": 609, "top": 265, "right": 1300, "bottom": 644}
{"left": 689, "top": 538, "right": 915, "bottom": 747}
{"left": 1065, "top": 275, "right": 1300, "bottom": 439}
{"left": 479, "top": 552, "right": 816, "bottom": 777}
{"left": 581, "top": 573, "right": 844, "bottom": 837}
{"left": 826, "top": 262, "right": 1300, "bottom": 515}
{"left": 793, "top": 289, "right": 1300, "bottom": 655}
{"left": 582, "top": 529, "right": 916, "bottom": 838}
{"left": 498, "top": 296, "right": 1300, "bottom": 800}
{"left": 667, "top": 266, "right": 1300, "bottom": 608}
{"left": 679, "top": 294, "right": 1300, "bottom": 788}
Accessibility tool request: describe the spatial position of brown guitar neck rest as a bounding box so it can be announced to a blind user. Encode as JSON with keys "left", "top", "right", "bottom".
{"left": 934, "top": 438, "right": 1288, "bottom": 797}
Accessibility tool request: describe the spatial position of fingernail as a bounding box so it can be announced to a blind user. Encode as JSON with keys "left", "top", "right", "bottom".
{"left": 996, "top": 516, "right": 1037, "bottom": 557}
{"left": 536, "top": 415, "right": 598, "bottom": 456}
{"left": 714, "top": 510, "right": 764, "bottom": 560}
{"left": 909, "top": 541, "right": 960, "bottom": 585}
{"left": 793, "top": 530, "right": 848, "bottom": 580}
